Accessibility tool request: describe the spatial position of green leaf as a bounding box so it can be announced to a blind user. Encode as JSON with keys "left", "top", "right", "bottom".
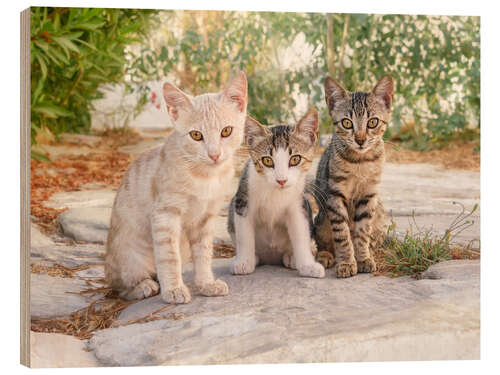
{"left": 159, "top": 46, "right": 168, "bottom": 60}
{"left": 63, "top": 31, "right": 84, "bottom": 40}
{"left": 32, "top": 104, "right": 74, "bottom": 118}
{"left": 121, "top": 22, "right": 141, "bottom": 34}
{"left": 34, "top": 53, "right": 48, "bottom": 79}
{"left": 71, "top": 21, "right": 106, "bottom": 31}
{"left": 73, "top": 38, "right": 98, "bottom": 51}
{"left": 33, "top": 40, "right": 49, "bottom": 52}
{"left": 46, "top": 46, "right": 70, "bottom": 65}
{"left": 52, "top": 36, "right": 80, "bottom": 55}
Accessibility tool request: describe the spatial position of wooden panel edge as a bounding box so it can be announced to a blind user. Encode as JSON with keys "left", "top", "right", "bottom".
{"left": 20, "top": 7, "right": 31, "bottom": 368}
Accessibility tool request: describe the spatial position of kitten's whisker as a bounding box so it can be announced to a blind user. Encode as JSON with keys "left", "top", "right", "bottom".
{"left": 306, "top": 181, "right": 328, "bottom": 212}
{"left": 306, "top": 180, "right": 327, "bottom": 202}
{"left": 306, "top": 182, "right": 327, "bottom": 203}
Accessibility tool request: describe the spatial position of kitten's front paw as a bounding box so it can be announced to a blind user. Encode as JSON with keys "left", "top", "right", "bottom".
{"left": 231, "top": 258, "right": 256, "bottom": 275}
{"left": 162, "top": 284, "right": 192, "bottom": 304}
{"left": 282, "top": 253, "right": 296, "bottom": 269}
{"left": 357, "top": 257, "right": 377, "bottom": 273}
{"left": 139, "top": 279, "right": 160, "bottom": 298}
{"left": 121, "top": 279, "right": 160, "bottom": 301}
{"left": 316, "top": 250, "right": 335, "bottom": 269}
{"left": 297, "top": 262, "right": 325, "bottom": 278}
{"left": 197, "top": 279, "right": 229, "bottom": 297}
{"left": 335, "top": 261, "right": 358, "bottom": 278}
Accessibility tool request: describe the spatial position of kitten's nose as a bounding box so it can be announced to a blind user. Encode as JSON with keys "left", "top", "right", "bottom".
{"left": 355, "top": 138, "right": 365, "bottom": 146}
{"left": 276, "top": 179, "right": 287, "bottom": 186}
{"left": 209, "top": 153, "right": 220, "bottom": 162}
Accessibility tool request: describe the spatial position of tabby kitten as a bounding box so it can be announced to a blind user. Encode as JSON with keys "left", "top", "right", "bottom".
{"left": 105, "top": 72, "right": 248, "bottom": 303}
{"left": 313, "top": 76, "right": 393, "bottom": 278}
{"left": 228, "top": 110, "right": 325, "bottom": 278}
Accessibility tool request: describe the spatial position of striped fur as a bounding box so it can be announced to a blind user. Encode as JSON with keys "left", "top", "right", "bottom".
{"left": 313, "top": 76, "right": 393, "bottom": 278}
{"left": 105, "top": 72, "right": 248, "bottom": 303}
{"left": 227, "top": 110, "right": 325, "bottom": 278}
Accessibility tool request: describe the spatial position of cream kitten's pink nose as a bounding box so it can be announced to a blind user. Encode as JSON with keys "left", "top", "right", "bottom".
{"left": 209, "top": 153, "right": 220, "bottom": 162}
{"left": 276, "top": 179, "right": 287, "bottom": 186}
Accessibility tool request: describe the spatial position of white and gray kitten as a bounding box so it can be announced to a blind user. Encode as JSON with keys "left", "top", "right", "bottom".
{"left": 228, "top": 110, "right": 325, "bottom": 278}
{"left": 105, "top": 72, "right": 248, "bottom": 304}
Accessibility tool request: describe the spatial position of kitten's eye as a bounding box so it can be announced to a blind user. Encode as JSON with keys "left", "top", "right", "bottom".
{"left": 261, "top": 156, "right": 274, "bottom": 168}
{"left": 189, "top": 130, "right": 203, "bottom": 141}
{"left": 341, "top": 118, "right": 353, "bottom": 129}
{"left": 289, "top": 155, "right": 302, "bottom": 167}
{"left": 367, "top": 118, "right": 379, "bottom": 128}
{"left": 221, "top": 126, "right": 233, "bottom": 138}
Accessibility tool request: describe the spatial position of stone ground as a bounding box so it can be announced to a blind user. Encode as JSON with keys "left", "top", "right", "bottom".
{"left": 29, "top": 132, "right": 480, "bottom": 367}
{"left": 90, "top": 259, "right": 479, "bottom": 365}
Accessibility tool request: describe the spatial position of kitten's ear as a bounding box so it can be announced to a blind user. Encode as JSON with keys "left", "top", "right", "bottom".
{"left": 294, "top": 109, "right": 319, "bottom": 146}
{"left": 371, "top": 75, "right": 394, "bottom": 109}
{"left": 222, "top": 71, "right": 248, "bottom": 113}
{"left": 324, "top": 76, "right": 348, "bottom": 112}
{"left": 245, "top": 116, "right": 270, "bottom": 147}
{"left": 163, "top": 82, "right": 193, "bottom": 121}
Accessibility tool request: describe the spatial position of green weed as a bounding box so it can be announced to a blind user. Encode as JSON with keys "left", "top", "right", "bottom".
{"left": 380, "top": 202, "right": 479, "bottom": 277}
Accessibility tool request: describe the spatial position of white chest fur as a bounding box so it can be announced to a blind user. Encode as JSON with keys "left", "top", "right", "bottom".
{"left": 248, "top": 165, "right": 304, "bottom": 225}
{"left": 188, "top": 169, "right": 232, "bottom": 218}
{"left": 245, "top": 164, "right": 306, "bottom": 261}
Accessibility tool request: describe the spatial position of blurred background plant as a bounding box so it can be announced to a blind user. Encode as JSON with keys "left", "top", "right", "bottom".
{"left": 30, "top": 7, "right": 159, "bottom": 159}
{"left": 30, "top": 8, "right": 480, "bottom": 158}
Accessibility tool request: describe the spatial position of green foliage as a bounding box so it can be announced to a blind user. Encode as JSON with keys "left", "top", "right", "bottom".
{"left": 138, "top": 11, "right": 479, "bottom": 147}
{"left": 382, "top": 203, "right": 478, "bottom": 276}
{"left": 30, "top": 9, "right": 480, "bottom": 151}
{"left": 30, "top": 7, "right": 159, "bottom": 144}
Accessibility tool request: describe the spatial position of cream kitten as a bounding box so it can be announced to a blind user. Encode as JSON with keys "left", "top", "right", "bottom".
{"left": 105, "top": 72, "right": 248, "bottom": 304}
{"left": 227, "top": 110, "right": 325, "bottom": 278}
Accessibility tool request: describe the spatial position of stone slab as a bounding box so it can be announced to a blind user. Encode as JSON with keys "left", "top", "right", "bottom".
{"left": 31, "top": 223, "right": 54, "bottom": 247}
{"left": 44, "top": 189, "right": 116, "bottom": 210}
{"left": 31, "top": 243, "right": 105, "bottom": 268}
{"left": 31, "top": 274, "right": 96, "bottom": 319}
{"left": 88, "top": 259, "right": 479, "bottom": 366}
{"left": 58, "top": 207, "right": 112, "bottom": 243}
{"left": 380, "top": 163, "right": 480, "bottom": 216}
{"left": 30, "top": 332, "right": 100, "bottom": 368}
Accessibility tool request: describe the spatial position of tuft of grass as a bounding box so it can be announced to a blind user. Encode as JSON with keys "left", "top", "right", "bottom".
{"left": 378, "top": 202, "right": 479, "bottom": 277}
{"left": 380, "top": 226, "right": 452, "bottom": 277}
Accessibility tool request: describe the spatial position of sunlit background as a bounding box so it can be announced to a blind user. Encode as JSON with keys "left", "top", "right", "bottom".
{"left": 31, "top": 8, "right": 480, "bottom": 157}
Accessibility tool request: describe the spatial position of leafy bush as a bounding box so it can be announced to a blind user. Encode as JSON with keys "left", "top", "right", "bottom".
{"left": 31, "top": 9, "right": 480, "bottom": 152}
{"left": 30, "top": 7, "right": 159, "bottom": 147}
{"left": 135, "top": 11, "right": 479, "bottom": 148}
